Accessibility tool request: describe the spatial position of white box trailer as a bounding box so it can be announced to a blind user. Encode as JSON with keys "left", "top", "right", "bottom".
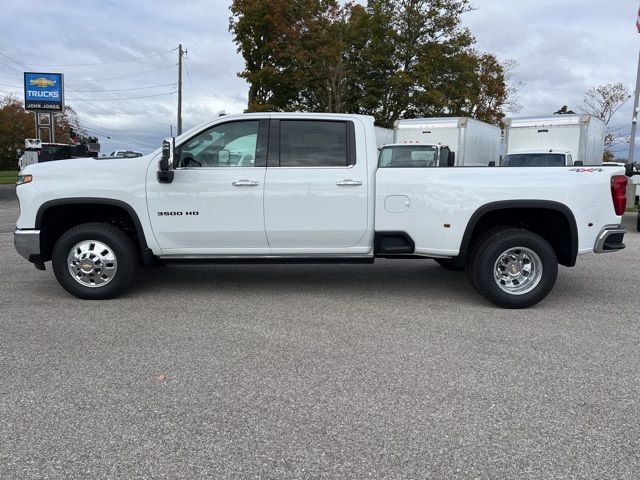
{"left": 374, "top": 126, "right": 394, "bottom": 148}
{"left": 393, "top": 117, "right": 501, "bottom": 166}
{"left": 504, "top": 114, "right": 606, "bottom": 166}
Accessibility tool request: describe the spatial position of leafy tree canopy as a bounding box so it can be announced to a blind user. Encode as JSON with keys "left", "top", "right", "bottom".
{"left": 230, "top": 0, "right": 516, "bottom": 127}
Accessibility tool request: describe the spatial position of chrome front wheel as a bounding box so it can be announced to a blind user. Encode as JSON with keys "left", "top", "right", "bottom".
{"left": 67, "top": 240, "right": 118, "bottom": 287}
{"left": 53, "top": 223, "right": 137, "bottom": 299}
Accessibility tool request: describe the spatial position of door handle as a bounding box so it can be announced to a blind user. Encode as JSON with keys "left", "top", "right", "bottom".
{"left": 232, "top": 180, "right": 260, "bottom": 187}
{"left": 336, "top": 179, "right": 363, "bottom": 186}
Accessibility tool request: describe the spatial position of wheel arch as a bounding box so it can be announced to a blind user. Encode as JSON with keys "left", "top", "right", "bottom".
{"left": 36, "top": 198, "right": 155, "bottom": 265}
{"left": 459, "top": 200, "right": 579, "bottom": 267}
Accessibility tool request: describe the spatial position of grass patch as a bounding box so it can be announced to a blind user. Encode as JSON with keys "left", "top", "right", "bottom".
{"left": 0, "top": 171, "right": 18, "bottom": 185}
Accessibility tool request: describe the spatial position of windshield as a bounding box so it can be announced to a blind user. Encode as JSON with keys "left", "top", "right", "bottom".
{"left": 379, "top": 145, "right": 439, "bottom": 168}
{"left": 501, "top": 153, "right": 566, "bottom": 167}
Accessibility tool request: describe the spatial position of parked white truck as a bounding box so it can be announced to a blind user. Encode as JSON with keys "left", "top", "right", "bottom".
{"left": 394, "top": 117, "right": 501, "bottom": 166}
{"left": 503, "top": 114, "right": 606, "bottom": 167}
{"left": 14, "top": 113, "right": 629, "bottom": 308}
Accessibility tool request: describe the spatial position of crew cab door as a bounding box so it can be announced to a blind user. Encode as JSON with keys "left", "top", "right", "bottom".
{"left": 263, "top": 119, "right": 369, "bottom": 251}
{"left": 146, "top": 119, "right": 269, "bottom": 254}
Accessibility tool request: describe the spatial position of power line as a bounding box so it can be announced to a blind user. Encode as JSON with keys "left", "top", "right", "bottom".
{"left": 4, "top": 81, "right": 177, "bottom": 93}
{"left": 84, "top": 63, "right": 177, "bottom": 81}
{"left": 81, "top": 124, "right": 157, "bottom": 149}
{"left": 0, "top": 52, "right": 156, "bottom": 131}
{"left": 80, "top": 122, "right": 157, "bottom": 148}
{"left": 69, "top": 91, "right": 177, "bottom": 102}
{"left": 71, "top": 82, "right": 176, "bottom": 93}
{"left": 184, "top": 56, "right": 197, "bottom": 95}
{"left": 1, "top": 49, "right": 175, "bottom": 68}
{"left": 0, "top": 49, "right": 176, "bottom": 141}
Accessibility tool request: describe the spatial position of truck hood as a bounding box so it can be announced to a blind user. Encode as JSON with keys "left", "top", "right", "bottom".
{"left": 22, "top": 153, "right": 157, "bottom": 176}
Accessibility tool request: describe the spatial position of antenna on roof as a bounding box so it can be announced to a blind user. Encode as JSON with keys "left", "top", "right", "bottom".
{"left": 217, "top": 110, "right": 227, "bottom": 117}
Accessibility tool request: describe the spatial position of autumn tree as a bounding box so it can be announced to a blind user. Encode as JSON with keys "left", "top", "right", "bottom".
{"left": 582, "top": 82, "right": 631, "bottom": 162}
{"left": 0, "top": 94, "right": 81, "bottom": 170}
{"left": 229, "top": 0, "right": 513, "bottom": 127}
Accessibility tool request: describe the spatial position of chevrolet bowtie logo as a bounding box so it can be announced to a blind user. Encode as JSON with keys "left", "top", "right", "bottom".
{"left": 30, "top": 77, "right": 56, "bottom": 88}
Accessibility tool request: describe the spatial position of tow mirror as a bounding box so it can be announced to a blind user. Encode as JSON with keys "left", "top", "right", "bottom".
{"left": 158, "top": 138, "right": 175, "bottom": 183}
{"left": 448, "top": 151, "right": 456, "bottom": 167}
{"left": 573, "top": 160, "right": 584, "bottom": 166}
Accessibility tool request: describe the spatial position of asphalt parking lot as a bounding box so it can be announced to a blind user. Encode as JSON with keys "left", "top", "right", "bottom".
{"left": 1, "top": 184, "right": 640, "bottom": 479}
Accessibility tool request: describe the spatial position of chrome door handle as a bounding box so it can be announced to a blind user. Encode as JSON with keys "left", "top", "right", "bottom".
{"left": 336, "top": 179, "right": 363, "bottom": 186}
{"left": 232, "top": 180, "right": 260, "bottom": 187}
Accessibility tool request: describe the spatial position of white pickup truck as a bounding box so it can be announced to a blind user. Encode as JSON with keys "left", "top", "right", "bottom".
{"left": 14, "top": 113, "right": 629, "bottom": 308}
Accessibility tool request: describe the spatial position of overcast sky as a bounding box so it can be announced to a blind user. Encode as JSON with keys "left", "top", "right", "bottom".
{"left": 1, "top": 0, "right": 639, "bottom": 157}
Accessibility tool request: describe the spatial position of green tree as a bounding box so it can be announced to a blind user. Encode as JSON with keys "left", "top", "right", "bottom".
{"left": 229, "top": 0, "right": 337, "bottom": 111}
{"left": 230, "top": 0, "right": 512, "bottom": 127}
{"left": 0, "top": 95, "right": 32, "bottom": 170}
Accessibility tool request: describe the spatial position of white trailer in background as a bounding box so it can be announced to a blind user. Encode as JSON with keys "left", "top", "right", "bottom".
{"left": 503, "top": 114, "right": 606, "bottom": 166}
{"left": 393, "top": 117, "right": 501, "bottom": 166}
{"left": 374, "top": 126, "right": 394, "bottom": 148}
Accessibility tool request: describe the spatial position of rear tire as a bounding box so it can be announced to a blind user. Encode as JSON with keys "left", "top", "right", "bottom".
{"left": 52, "top": 222, "right": 137, "bottom": 300}
{"left": 468, "top": 228, "right": 558, "bottom": 309}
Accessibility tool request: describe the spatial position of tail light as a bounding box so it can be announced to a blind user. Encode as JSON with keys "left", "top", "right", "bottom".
{"left": 610, "top": 175, "right": 628, "bottom": 216}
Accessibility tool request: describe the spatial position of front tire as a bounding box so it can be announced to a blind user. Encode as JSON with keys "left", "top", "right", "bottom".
{"left": 468, "top": 229, "right": 558, "bottom": 309}
{"left": 52, "top": 223, "right": 137, "bottom": 299}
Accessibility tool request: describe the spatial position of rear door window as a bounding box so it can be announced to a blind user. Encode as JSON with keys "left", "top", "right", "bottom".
{"left": 278, "top": 121, "right": 352, "bottom": 167}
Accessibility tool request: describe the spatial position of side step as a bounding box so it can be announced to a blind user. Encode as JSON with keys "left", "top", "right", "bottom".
{"left": 159, "top": 256, "right": 375, "bottom": 265}
{"left": 374, "top": 232, "right": 415, "bottom": 255}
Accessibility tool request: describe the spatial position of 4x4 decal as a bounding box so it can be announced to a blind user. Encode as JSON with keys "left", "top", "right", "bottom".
{"left": 569, "top": 168, "right": 604, "bottom": 173}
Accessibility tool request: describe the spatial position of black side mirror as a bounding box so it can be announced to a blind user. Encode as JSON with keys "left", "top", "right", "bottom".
{"left": 573, "top": 160, "right": 584, "bottom": 166}
{"left": 158, "top": 138, "right": 175, "bottom": 183}
{"left": 488, "top": 161, "right": 496, "bottom": 167}
{"left": 447, "top": 151, "right": 456, "bottom": 167}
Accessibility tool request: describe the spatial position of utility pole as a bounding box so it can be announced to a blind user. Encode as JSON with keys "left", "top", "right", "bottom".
{"left": 630, "top": 50, "right": 640, "bottom": 164}
{"left": 177, "top": 44, "right": 184, "bottom": 136}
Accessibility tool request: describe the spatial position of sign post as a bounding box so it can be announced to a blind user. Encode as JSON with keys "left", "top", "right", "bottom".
{"left": 23, "top": 72, "right": 64, "bottom": 142}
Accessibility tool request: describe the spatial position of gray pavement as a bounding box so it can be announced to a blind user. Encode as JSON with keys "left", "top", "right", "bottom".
{"left": 1, "top": 183, "right": 640, "bottom": 479}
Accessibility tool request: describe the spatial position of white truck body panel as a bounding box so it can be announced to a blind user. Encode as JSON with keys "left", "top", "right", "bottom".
{"left": 375, "top": 166, "right": 623, "bottom": 256}
{"left": 374, "top": 126, "right": 394, "bottom": 148}
{"left": 394, "top": 117, "right": 501, "bottom": 166}
{"left": 16, "top": 129, "right": 622, "bottom": 260}
{"left": 505, "top": 115, "right": 606, "bottom": 165}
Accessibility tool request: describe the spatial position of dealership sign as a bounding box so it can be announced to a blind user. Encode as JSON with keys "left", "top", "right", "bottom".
{"left": 24, "top": 72, "right": 64, "bottom": 111}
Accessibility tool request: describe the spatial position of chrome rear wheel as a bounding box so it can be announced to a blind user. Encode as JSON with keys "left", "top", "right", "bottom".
{"left": 493, "top": 247, "right": 542, "bottom": 295}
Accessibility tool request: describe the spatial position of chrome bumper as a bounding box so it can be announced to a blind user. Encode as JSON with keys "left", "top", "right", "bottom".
{"left": 14, "top": 229, "right": 41, "bottom": 261}
{"left": 594, "top": 224, "right": 627, "bottom": 253}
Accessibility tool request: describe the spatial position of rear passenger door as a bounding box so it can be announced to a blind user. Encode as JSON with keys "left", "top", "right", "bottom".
{"left": 264, "top": 119, "right": 368, "bottom": 251}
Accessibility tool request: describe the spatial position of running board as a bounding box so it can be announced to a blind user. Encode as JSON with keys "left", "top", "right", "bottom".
{"left": 159, "top": 255, "right": 375, "bottom": 265}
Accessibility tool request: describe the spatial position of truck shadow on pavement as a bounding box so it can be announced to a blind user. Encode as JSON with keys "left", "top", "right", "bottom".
{"left": 133, "top": 259, "right": 485, "bottom": 305}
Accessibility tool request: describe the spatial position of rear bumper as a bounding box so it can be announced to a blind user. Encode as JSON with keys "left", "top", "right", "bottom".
{"left": 14, "top": 229, "right": 41, "bottom": 262}
{"left": 594, "top": 224, "right": 627, "bottom": 253}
